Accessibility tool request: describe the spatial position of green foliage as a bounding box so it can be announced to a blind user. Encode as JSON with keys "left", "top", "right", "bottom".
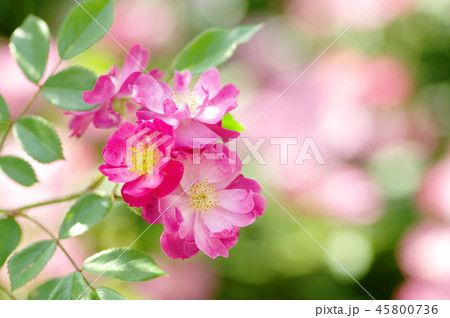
{"left": 27, "top": 278, "right": 62, "bottom": 300}
{"left": 9, "top": 15, "right": 50, "bottom": 83}
{"left": 57, "top": 0, "right": 114, "bottom": 60}
{"left": 49, "top": 272, "right": 89, "bottom": 300}
{"left": 0, "top": 155, "right": 38, "bottom": 186}
{"left": 41, "top": 66, "right": 98, "bottom": 111}
{"left": 0, "top": 95, "right": 10, "bottom": 135}
{"left": 82, "top": 248, "right": 166, "bottom": 282}
{"left": 13, "top": 116, "right": 64, "bottom": 163}
{"left": 59, "top": 193, "right": 112, "bottom": 239}
{"left": 7, "top": 240, "right": 57, "bottom": 291}
{"left": 89, "top": 287, "right": 126, "bottom": 300}
{"left": 222, "top": 113, "right": 244, "bottom": 132}
{"left": 0, "top": 218, "right": 21, "bottom": 268}
{"left": 172, "top": 24, "right": 262, "bottom": 75}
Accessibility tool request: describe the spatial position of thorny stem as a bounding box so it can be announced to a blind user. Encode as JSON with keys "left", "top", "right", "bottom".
{"left": 0, "top": 283, "right": 17, "bottom": 300}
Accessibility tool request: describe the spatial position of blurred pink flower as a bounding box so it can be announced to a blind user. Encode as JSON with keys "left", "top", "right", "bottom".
{"left": 0, "top": 45, "right": 38, "bottom": 117}
{"left": 0, "top": 42, "right": 60, "bottom": 118}
{"left": 231, "top": 49, "right": 424, "bottom": 223}
{"left": 288, "top": 0, "right": 413, "bottom": 32}
{"left": 134, "top": 256, "right": 218, "bottom": 299}
{"left": 417, "top": 157, "right": 450, "bottom": 222}
{"left": 398, "top": 222, "right": 450, "bottom": 285}
{"left": 299, "top": 165, "right": 383, "bottom": 223}
{"left": 312, "top": 52, "right": 412, "bottom": 109}
{"left": 105, "top": 0, "right": 178, "bottom": 53}
{"left": 395, "top": 279, "right": 450, "bottom": 300}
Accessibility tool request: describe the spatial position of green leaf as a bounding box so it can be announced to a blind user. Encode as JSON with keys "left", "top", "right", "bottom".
{"left": 89, "top": 287, "right": 126, "bottom": 300}
{"left": 49, "top": 272, "right": 89, "bottom": 300}
{"left": 13, "top": 116, "right": 64, "bottom": 163}
{"left": 57, "top": 0, "right": 114, "bottom": 60}
{"left": 41, "top": 66, "right": 98, "bottom": 111}
{"left": 0, "top": 218, "right": 21, "bottom": 268}
{"left": 172, "top": 24, "right": 263, "bottom": 75}
{"left": 0, "top": 95, "right": 10, "bottom": 135}
{"left": 59, "top": 193, "right": 112, "bottom": 239}
{"left": 7, "top": 240, "right": 57, "bottom": 291}
{"left": 222, "top": 113, "right": 245, "bottom": 132}
{"left": 9, "top": 15, "right": 50, "bottom": 83}
{"left": 0, "top": 156, "right": 38, "bottom": 186}
{"left": 82, "top": 248, "right": 166, "bottom": 282}
{"left": 27, "top": 278, "right": 62, "bottom": 300}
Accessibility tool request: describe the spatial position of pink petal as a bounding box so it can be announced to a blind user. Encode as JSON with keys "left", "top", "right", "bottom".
{"left": 202, "top": 206, "right": 256, "bottom": 233}
{"left": 227, "top": 174, "right": 262, "bottom": 193}
{"left": 162, "top": 207, "right": 184, "bottom": 234}
{"left": 149, "top": 68, "right": 165, "bottom": 80}
{"left": 174, "top": 70, "right": 192, "bottom": 93}
{"left": 121, "top": 173, "right": 164, "bottom": 207}
{"left": 214, "top": 227, "right": 239, "bottom": 250}
{"left": 153, "top": 160, "right": 184, "bottom": 198}
{"left": 98, "top": 165, "right": 140, "bottom": 183}
{"left": 198, "top": 145, "right": 242, "bottom": 188}
{"left": 193, "top": 68, "right": 221, "bottom": 98}
{"left": 178, "top": 208, "right": 196, "bottom": 239}
{"left": 135, "top": 107, "right": 157, "bottom": 122}
{"left": 163, "top": 99, "right": 190, "bottom": 120}
{"left": 196, "top": 100, "right": 235, "bottom": 124}
{"left": 142, "top": 195, "right": 163, "bottom": 225}
{"left": 102, "top": 122, "right": 135, "bottom": 166}
{"left": 194, "top": 213, "right": 230, "bottom": 259}
{"left": 83, "top": 75, "right": 116, "bottom": 104}
{"left": 120, "top": 44, "right": 149, "bottom": 84}
{"left": 174, "top": 119, "right": 219, "bottom": 148}
{"left": 205, "top": 122, "right": 240, "bottom": 142}
{"left": 160, "top": 231, "right": 199, "bottom": 260}
{"left": 210, "top": 84, "right": 239, "bottom": 104}
{"left": 68, "top": 113, "right": 93, "bottom": 137}
{"left": 92, "top": 104, "right": 121, "bottom": 128}
{"left": 116, "top": 71, "right": 140, "bottom": 97}
{"left": 217, "top": 189, "right": 254, "bottom": 213}
{"left": 132, "top": 74, "right": 170, "bottom": 114}
{"left": 252, "top": 193, "right": 266, "bottom": 217}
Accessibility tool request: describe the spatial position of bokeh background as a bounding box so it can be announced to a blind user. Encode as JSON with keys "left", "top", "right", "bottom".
{"left": 1, "top": 0, "right": 450, "bottom": 300}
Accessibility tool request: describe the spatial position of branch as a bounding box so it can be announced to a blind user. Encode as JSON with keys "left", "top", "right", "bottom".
{"left": 0, "top": 174, "right": 106, "bottom": 214}
{"left": 18, "top": 214, "right": 95, "bottom": 293}
{"left": 0, "top": 59, "right": 62, "bottom": 152}
{"left": 0, "top": 283, "right": 17, "bottom": 300}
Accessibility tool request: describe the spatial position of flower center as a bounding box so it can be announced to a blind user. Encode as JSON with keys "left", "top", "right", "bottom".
{"left": 172, "top": 92, "right": 202, "bottom": 113}
{"left": 187, "top": 180, "right": 220, "bottom": 212}
{"left": 127, "top": 142, "right": 160, "bottom": 175}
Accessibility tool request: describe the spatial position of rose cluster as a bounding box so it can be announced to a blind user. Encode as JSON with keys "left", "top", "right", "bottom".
{"left": 68, "top": 44, "right": 266, "bottom": 259}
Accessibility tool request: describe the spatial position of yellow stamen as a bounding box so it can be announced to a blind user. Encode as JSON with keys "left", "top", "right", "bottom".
{"left": 127, "top": 142, "right": 160, "bottom": 175}
{"left": 172, "top": 91, "right": 202, "bottom": 113}
{"left": 187, "top": 179, "right": 220, "bottom": 212}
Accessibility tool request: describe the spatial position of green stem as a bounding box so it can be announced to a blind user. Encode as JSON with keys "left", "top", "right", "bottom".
{"left": 0, "top": 283, "right": 17, "bottom": 300}
{"left": 18, "top": 214, "right": 95, "bottom": 292}
{"left": 0, "top": 174, "right": 106, "bottom": 214}
{"left": 0, "top": 59, "right": 62, "bottom": 152}
{"left": 3, "top": 192, "right": 83, "bottom": 213}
